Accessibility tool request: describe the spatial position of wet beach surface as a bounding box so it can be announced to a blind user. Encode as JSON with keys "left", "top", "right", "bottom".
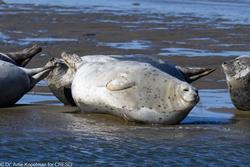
{"left": 1, "top": 89, "right": 250, "bottom": 165}
{"left": 0, "top": 0, "right": 250, "bottom": 165}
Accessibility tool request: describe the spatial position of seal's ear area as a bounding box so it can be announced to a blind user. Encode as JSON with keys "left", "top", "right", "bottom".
{"left": 61, "top": 52, "right": 82, "bottom": 71}
{"left": 106, "top": 76, "right": 136, "bottom": 91}
{"left": 177, "top": 66, "right": 216, "bottom": 83}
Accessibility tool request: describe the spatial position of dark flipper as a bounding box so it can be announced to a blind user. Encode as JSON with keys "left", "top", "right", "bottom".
{"left": 177, "top": 66, "right": 216, "bottom": 83}
{"left": 6, "top": 44, "right": 42, "bottom": 67}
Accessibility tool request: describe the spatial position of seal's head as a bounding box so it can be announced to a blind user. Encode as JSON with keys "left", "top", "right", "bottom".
{"left": 46, "top": 57, "right": 76, "bottom": 105}
{"left": 222, "top": 56, "right": 250, "bottom": 111}
{"left": 176, "top": 83, "right": 199, "bottom": 104}
{"left": 222, "top": 56, "right": 250, "bottom": 81}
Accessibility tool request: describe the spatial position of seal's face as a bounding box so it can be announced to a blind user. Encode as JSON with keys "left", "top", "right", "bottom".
{"left": 176, "top": 83, "right": 199, "bottom": 104}
{"left": 46, "top": 58, "right": 76, "bottom": 105}
{"left": 72, "top": 62, "right": 199, "bottom": 124}
{"left": 222, "top": 56, "right": 250, "bottom": 80}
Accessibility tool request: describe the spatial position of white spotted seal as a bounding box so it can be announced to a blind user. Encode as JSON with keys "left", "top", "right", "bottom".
{"left": 0, "top": 44, "right": 42, "bottom": 67}
{"left": 0, "top": 58, "right": 59, "bottom": 107}
{"left": 51, "top": 53, "right": 200, "bottom": 124}
{"left": 222, "top": 56, "right": 250, "bottom": 111}
{"left": 47, "top": 54, "right": 215, "bottom": 106}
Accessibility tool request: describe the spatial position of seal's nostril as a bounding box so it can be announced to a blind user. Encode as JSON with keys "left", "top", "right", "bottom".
{"left": 183, "top": 88, "right": 189, "bottom": 92}
{"left": 223, "top": 62, "right": 227, "bottom": 65}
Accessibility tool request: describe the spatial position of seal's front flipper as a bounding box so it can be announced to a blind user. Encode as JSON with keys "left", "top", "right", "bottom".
{"left": 106, "top": 74, "right": 136, "bottom": 91}
{"left": 177, "top": 66, "right": 216, "bottom": 83}
{"left": 6, "top": 44, "right": 42, "bottom": 67}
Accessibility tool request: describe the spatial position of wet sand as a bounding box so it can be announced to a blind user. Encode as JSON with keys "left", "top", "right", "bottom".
{"left": 0, "top": 1, "right": 250, "bottom": 165}
{"left": 1, "top": 90, "right": 250, "bottom": 165}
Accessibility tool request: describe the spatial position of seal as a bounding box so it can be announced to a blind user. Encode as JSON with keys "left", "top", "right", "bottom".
{"left": 222, "top": 56, "right": 250, "bottom": 111}
{"left": 0, "top": 44, "right": 42, "bottom": 67}
{"left": 47, "top": 54, "right": 215, "bottom": 106}
{"left": 51, "top": 53, "right": 199, "bottom": 124}
{"left": 0, "top": 58, "right": 59, "bottom": 107}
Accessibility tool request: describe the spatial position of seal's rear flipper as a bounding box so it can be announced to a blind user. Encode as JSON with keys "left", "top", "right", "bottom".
{"left": 6, "top": 44, "right": 42, "bottom": 67}
{"left": 19, "top": 58, "right": 61, "bottom": 76}
{"left": 177, "top": 66, "right": 216, "bottom": 83}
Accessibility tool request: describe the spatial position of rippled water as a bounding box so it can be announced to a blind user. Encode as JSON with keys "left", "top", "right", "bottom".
{"left": 100, "top": 40, "right": 152, "bottom": 50}
{"left": 159, "top": 47, "right": 250, "bottom": 57}
{"left": 4, "top": 0, "right": 250, "bottom": 24}
{"left": 0, "top": 36, "right": 78, "bottom": 45}
{"left": 1, "top": 89, "right": 250, "bottom": 165}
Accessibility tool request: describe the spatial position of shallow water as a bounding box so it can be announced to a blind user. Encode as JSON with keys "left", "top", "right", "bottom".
{"left": 1, "top": 0, "right": 250, "bottom": 59}
{"left": 0, "top": 32, "right": 9, "bottom": 40}
{"left": 4, "top": 0, "right": 250, "bottom": 25}
{"left": 1, "top": 89, "right": 249, "bottom": 165}
{"left": 19, "top": 37, "right": 78, "bottom": 44}
{"left": 0, "top": 37, "right": 79, "bottom": 45}
{"left": 159, "top": 47, "right": 250, "bottom": 57}
{"left": 100, "top": 40, "right": 152, "bottom": 50}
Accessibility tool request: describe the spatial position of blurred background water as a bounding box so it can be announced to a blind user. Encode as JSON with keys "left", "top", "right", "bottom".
{"left": 4, "top": 0, "right": 250, "bottom": 24}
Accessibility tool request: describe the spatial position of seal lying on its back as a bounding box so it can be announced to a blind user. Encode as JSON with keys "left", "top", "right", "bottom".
{"left": 47, "top": 54, "right": 215, "bottom": 106}
{"left": 0, "top": 58, "right": 59, "bottom": 107}
{"left": 0, "top": 44, "right": 41, "bottom": 66}
{"left": 49, "top": 53, "right": 200, "bottom": 124}
{"left": 222, "top": 56, "right": 250, "bottom": 111}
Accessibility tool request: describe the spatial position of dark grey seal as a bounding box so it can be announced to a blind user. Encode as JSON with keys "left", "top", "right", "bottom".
{"left": 0, "top": 58, "right": 59, "bottom": 107}
{"left": 222, "top": 56, "right": 250, "bottom": 111}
